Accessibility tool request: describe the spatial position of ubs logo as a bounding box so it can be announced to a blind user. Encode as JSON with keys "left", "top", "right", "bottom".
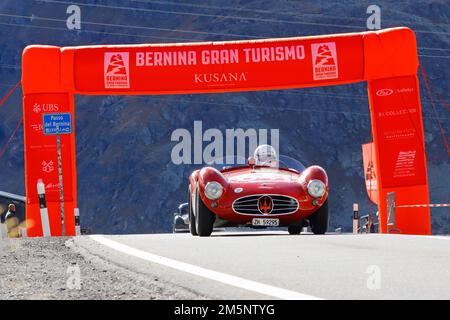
{"left": 376, "top": 89, "right": 394, "bottom": 97}
{"left": 32, "top": 103, "right": 59, "bottom": 114}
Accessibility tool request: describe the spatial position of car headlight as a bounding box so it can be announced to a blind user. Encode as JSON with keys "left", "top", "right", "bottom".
{"left": 307, "top": 179, "right": 326, "bottom": 198}
{"left": 204, "top": 181, "right": 223, "bottom": 200}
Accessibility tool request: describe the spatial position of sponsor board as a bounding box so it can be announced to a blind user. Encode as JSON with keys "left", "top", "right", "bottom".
{"left": 72, "top": 36, "right": 365, "bottom": 92}
{"left": 370, "top": 76, "right": 426, "bottom": 187}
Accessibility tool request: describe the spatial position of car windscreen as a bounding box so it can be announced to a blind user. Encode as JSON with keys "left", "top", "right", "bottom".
{"left": 179, "top": 204, "right": 189, "bottom": 215}
{"left": 206, "top": 155, "right": 248, "bottom": 171}
{"left": 278, "top": 155, "right": 306, "bottom": 172}
{"left": 206, "top": 155, "right": 306, "bottom": 172}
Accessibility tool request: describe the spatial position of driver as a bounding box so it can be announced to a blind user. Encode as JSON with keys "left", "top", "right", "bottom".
{"left": 254, "top": 144, "right": 278, "bottom": 168}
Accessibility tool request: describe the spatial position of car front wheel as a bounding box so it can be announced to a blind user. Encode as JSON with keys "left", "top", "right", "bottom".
{"left": 188, "top": 188, "right": 197, "bottom": 236}
{"left": 195, "top": 185, "right": 215, "bottom": 237}
{"left": 288, "top": 224, "right": 302, "bottom": 235}
{"left": 309, "top": 199, "right": 329, "bottom": 235}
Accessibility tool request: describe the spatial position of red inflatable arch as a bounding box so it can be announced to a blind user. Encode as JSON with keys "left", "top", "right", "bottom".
{"left": 21, "top": 27, "right": 431, "bottom": 236}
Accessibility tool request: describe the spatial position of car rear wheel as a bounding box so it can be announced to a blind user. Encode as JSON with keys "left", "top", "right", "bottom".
{"left": 288, "top": 224, "right": 302, "bottom": 235}
{"left": 173, "top": 216, "right": 184, "bottom": 233}
{"left": 309, "top": 199, "right": 329, "bottom": 235}
{"left": 188, "top": 188, "right": 197, "bottom": 236}
{"left": 195, "top": 185, "right": 215, "bottom": 237}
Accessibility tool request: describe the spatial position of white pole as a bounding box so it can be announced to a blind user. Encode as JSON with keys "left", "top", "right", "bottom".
{"left": 353, "top": 203, "right": 359, "bottom": 234}
{"left": 0, "top": 218, "right": 6, "bottom": 240}
{"left": 74, "top": 208, "right": 81, "bottom": 236}
{"left": 20, "top": 226, "right": 27, "bottom": 238}
{"left": 37, "top": 179, "right": 51, "bottom": 237}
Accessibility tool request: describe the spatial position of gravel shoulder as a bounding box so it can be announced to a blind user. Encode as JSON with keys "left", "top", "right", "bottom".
{"left": 0, "top": 237, "right": 205, "bottom": 300}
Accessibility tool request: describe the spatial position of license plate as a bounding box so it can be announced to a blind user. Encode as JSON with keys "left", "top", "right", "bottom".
{"left": 252, "top": 218, "right": 280, "bottom": 227}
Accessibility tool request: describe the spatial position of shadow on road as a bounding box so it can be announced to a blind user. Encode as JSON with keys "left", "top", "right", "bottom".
{"left": 211, "top": 232, "right": 286, "bottom": 238}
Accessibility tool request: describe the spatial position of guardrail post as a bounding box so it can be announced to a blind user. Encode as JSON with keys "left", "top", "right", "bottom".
{"left": 74, "top": 208, "right": 81, "bottom": 236}
{"left": 0, "top": 215, "right": 6, "bottom": 239}
{"left": 37, "top": 179, "right": 51, "bottom": 237}
{"left": 387, "top": 192, "right": 401, "bottom": 233}
{"left": 353, "top": 203, "right": 359, "bottom": 234}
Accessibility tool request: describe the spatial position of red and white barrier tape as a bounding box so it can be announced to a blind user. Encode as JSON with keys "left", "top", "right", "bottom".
{"left": 396, "top": 204, "right": 450, "bottom": 208}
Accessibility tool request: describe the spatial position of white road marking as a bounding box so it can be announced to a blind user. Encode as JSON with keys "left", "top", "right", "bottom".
{"left": 390, "top": 234, "right": 450, "bottom": 241}
{"left": 431, "top": 236, "right": 450, "bottom": 241}
{"left": 89, "top": 234, "right": 322, "bottom": 300}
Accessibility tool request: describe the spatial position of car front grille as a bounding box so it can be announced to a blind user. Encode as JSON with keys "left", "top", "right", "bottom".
{"left": 232, "top": 195, "right": 299, "bottom": 215}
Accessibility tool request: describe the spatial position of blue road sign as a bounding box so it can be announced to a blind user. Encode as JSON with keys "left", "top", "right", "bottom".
{"left": 42, "top": 113, "right": 72, "bottom": 135}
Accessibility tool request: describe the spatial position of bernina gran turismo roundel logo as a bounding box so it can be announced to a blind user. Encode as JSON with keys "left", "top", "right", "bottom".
{"left": 258, "top": 195, "right": 273, "bottom": 215}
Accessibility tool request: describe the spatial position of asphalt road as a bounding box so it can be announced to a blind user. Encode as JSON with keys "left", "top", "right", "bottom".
{"left": 75, "top": 231, "right": 450, "bottom": 300}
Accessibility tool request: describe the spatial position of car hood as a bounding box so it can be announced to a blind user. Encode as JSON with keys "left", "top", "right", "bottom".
{"left": 220, "top": 168, "right": 305, "bottom": 199}
{"left": 223, "top": 168, "right": 299, "bottom": 185}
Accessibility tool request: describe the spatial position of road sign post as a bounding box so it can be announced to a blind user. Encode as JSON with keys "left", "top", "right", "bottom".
{"left": 42, "top": 113, "right": 72, "bottom": 236}
{"left": 56, "top": 130, "right": 65, "bottom": 235}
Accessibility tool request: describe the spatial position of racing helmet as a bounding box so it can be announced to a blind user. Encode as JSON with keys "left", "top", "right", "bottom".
{"left": 254, "top": 144, "right": 278, "bottom": 167}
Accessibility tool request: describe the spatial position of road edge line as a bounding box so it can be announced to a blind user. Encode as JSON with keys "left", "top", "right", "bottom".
{"left": 89, "top": 234, "right": 323, "bottom": 300}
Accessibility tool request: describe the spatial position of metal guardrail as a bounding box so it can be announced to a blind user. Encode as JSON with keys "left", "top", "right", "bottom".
{"left": 0, "top": 191, "right": 26, "bottom": 202}
{"left": 387, "top": 192, "right": 449, "bottom": 234}
{"left": 387, "top": 192, "right": 401, "bottom": 234}
{"left": 358, "top": 214, "right": 378, "bottom": 233}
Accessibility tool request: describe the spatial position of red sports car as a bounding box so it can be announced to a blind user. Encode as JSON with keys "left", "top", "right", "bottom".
{"left": 188, "top": 145, "right": 329, "bottom": 236}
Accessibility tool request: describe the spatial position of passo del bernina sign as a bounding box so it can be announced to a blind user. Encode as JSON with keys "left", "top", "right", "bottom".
{"left": 42, "top": 113, "right": 72, "bottom": 135}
